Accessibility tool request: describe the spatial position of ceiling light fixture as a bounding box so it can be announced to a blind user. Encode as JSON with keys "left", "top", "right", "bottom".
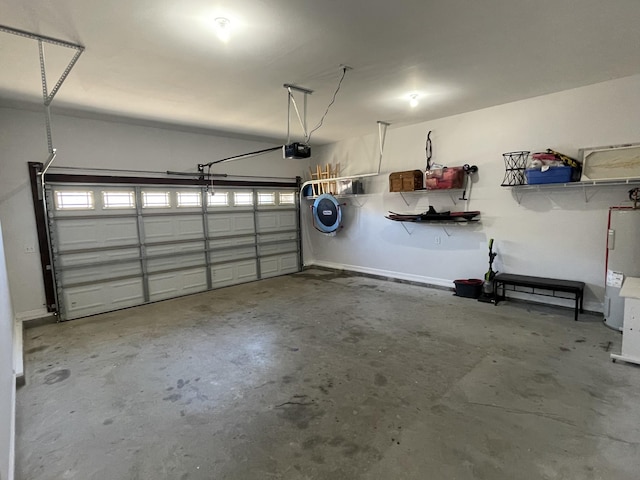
{"left": 214, "top": 17, "right": 231, "bottom": 43}
{"left": 409, "top": 94, "right": 419, "bottom": 108}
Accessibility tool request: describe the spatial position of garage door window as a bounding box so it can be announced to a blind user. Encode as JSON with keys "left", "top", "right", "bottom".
{"left": 279, "top": 192, "right": 295, "bottom": 205}
{"left": 207, "top": 192, "right": 228, "bottom": 207}
{"left": 258, "top": 192, "right": 276, "bottom": 206}
{"left": 102, "top": 191, "right": 135, "bottom": 209}
{"left": 176, "top": 191, "right": 202, "bottom": 207}
{"left": 233, "top": 192, "right": 253, "bottom": 207}
{"left": 142, "top": 191, "right": 171, "bottom": 208}
{"left": 54, "top": 191, "right": 95, "bottom": 210}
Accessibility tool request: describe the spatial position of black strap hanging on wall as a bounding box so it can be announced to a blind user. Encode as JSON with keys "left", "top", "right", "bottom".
{"left": 425, "top": 131, "right": 433, "bottom": 170}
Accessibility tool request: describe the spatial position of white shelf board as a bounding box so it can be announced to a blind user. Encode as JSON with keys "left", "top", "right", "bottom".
{"left": 509, "top": 178, "right": 640, "bottom": 190}
{"left": 506, "top": 178, "right": 640, "bottom": 203}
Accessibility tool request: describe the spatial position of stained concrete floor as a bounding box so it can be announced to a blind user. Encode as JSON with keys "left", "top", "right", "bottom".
{"left": 16, "top": 270, "right": 640, "bottom": 479}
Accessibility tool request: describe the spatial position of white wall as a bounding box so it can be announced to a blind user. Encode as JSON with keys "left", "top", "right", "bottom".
{"left": 305, "top": 75, "right": 640, "bottom": 312}
{"left": 2, "top": 75, "right": 640, "bottom": 317}
{"left": 0, "top": 223, "right": 16, "bottom": 480}
{"left": 0, "top": 108, "right": 304, "bottom": 317}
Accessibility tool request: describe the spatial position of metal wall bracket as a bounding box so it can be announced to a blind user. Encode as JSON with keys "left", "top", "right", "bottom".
{"left": 399, "top": 222, "right": 415, "bottom": 235}
{"left": 377, "top": 121, "right": 390, "bottom": 174}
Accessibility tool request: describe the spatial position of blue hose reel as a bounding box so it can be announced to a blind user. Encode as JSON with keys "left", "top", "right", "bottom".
{"left": 311, "top": 194, "right": 343, "bottom": 234}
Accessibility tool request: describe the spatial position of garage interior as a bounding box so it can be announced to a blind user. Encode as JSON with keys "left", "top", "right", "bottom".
{"left": 2, "top": 1, "right": 640, "bottom": 479}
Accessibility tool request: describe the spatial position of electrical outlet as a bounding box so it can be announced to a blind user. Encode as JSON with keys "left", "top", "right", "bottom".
{"left": 435, "top": 236, "right": 441, "bottom": 245}
{"left": 24, "top": 244, "right": 36, "bottom": 253}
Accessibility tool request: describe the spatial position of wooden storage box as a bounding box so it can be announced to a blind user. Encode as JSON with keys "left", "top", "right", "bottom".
{"left": 389, "top": 170, "right": 423, "bottom": 192}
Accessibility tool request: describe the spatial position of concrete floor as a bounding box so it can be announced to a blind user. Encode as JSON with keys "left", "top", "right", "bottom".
{"left": 16, "top": 270, "right": 640, "bottom": 479}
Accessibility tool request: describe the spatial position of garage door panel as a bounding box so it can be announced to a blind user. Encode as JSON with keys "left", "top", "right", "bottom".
{"left": 63, "top": 278, "right": 145, "bottom": 320}
{"left": 208, "top": 213, "right": 255, "bottom": 237}
{"left": 260, "top": 253, "right": 299, "bottom": 278}
{"left": 259, "top": 232, "right": 297, "bottom": 243}
{"left": 209, "top": 246, "right": 256, "bottom": 264}
{"left": 60, "top": 261, "right": 142, "bottom": 286}
{"left": 146, "top": 242, "right": 205, "bottom": 272}
{"left": 259, "top": 241, "right": 297, "bottom": 256}
{"left": 280, "top": 253, "right": 299, "bottom": 272}
{"left": 58, "top": 247, "right": 140, "bottom": 267}
{"left": 148, "top": 268, "right": 208, "bottom": 302}
{"left": 145, "top": 242, "right": 203, "bottom": 255}
{"left": 209, "top": 236, "right": 254, "bottom": 248}
{"left": 147, "top": 253, "right": 204, "bottom": 273}
{"left": 211, "top": 261, "right": 257, "bottom": 288}
{"left": 260, "top": 258, "right": 281, "bottom": 278}
{"left": 143, "top": 216, "right": 203, "bottom": 242}
{"left": 56, "top": 218, "right": 138, "bottom": 251}
{"left": 257, "top": 211, "right": 296, "bottom": 232}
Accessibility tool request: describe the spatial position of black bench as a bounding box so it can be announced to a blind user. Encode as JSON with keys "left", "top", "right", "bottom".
{"left": 493, "top": 273, "right": 585, "bottom": 321}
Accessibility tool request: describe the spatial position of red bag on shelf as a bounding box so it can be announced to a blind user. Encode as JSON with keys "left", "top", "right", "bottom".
{"left": 425, "top": 166, "right": 465, "bottom": 189}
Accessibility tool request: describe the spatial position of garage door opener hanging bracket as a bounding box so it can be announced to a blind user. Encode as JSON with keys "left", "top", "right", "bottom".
{"left": 3, "top": 24, "right": 83, "bottom": 317}
{"left": 195, "top": 67, "right": 350, "bottom": 176}
{"left": 283, "top": 84, "right": 313, "bottom": 145}
{"left": 0, "top": 24, "right": 84, "bottom": 182}
{"left": 197, "top": 83, "right": 316, "bottom": 175}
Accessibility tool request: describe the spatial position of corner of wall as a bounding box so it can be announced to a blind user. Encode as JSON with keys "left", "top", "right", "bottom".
{"left": 7, "top": 380, "right": 15, "bottom": 480}
{"left": 13, "top": 319, "right": 23, "bottom": 383}
{"left": 0, "top": 221, "right": 16, "bottom": 480}
{"left": 14, "top": 309, "right": 52, "bottom": 323}
{"left": 308, "top": 260, "right": 454, "bottom": 289}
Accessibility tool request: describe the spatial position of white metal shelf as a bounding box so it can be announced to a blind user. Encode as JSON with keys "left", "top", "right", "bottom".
{"left": 507, "top": 178, "right": 640, "bottom": 204}
{"left": 394, "top": 188, "right": 467, "bottom": 206}
{"left": 303, "top": 193, "right": 372, "bottom": 200}
{"left": 386, "top": 218, "right": 481, "bottom": 236}
{"left": 303, "top": 193, "right": 373, "bottom": 208}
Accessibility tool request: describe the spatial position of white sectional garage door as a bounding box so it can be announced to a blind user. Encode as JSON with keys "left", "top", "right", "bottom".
{"left": 46, "top": 182, "right": 300, "bottom": 320}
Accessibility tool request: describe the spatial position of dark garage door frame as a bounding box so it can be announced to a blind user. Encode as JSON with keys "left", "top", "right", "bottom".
{"left": 29, "top": 162, "right": 302, "bottom": 320}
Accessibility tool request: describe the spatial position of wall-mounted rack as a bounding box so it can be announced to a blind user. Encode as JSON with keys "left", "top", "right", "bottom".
{"left": 509, "top": 178, "right": 640, "bottom": 204}
{"left": 385, "top": 208, "right": 480, "bottom": 236}
{"left": 387, "top": 218, "right": 480, "bottom": 237}
{"left": 303, "top": 193, "right": 371, "bottom": 207}
{"left": 396, "top": 188, "right": 466, "bottom": 206}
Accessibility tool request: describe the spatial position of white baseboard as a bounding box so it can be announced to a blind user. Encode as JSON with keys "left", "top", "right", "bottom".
{"left": 306, "top": 260, "right": 454, "bottom": 289}
{"left": 306, "top": 261, "right": 604, "bottom": 314}
{"left": 14, "top": 308, "right": 52, "bottom": 322}
{"left": 585, "top": 302, "right": 604, "bottom": 314}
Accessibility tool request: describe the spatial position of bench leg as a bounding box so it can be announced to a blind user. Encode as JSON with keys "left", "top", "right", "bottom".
{"left": 579, "top": 291, "right": 584, "bottom": 313}
{"left": 574, "top": 294, "right": 579, "bottom": 321}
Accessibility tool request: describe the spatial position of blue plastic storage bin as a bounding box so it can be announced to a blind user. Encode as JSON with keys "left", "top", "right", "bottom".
{"left": 525, "top": 166, "right": 573, "bottom": 185}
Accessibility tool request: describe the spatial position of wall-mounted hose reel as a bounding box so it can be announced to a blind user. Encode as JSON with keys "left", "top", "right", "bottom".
{"left": 311, "top": 194, "right": 343, "bottom": 234}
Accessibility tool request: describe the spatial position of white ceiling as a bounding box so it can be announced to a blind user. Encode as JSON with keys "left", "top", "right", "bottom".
{"left": 1, "top": 0, "right": 640, "bottom": 145}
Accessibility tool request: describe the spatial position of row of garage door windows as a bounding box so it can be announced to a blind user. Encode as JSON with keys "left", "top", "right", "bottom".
{"left": 53, "top": 189, "right": 297, "bottom": 211}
